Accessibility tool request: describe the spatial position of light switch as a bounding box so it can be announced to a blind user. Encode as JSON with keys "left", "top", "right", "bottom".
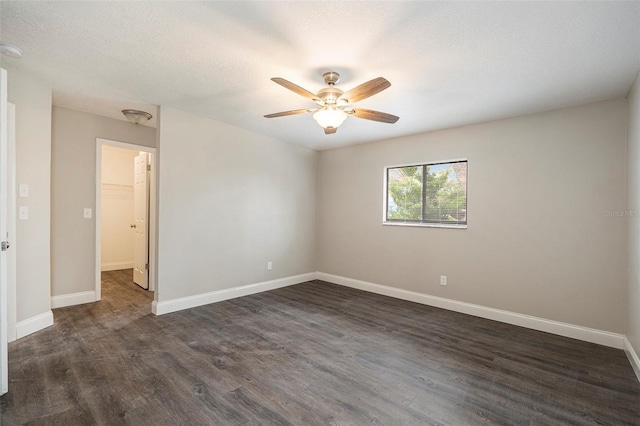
{"left": 18, "top": 184, "right": 28, "bottom": 198}
{"left": 19, "top": 206, "right": 28, "bottom": 220}
{"left": 83, "top": 208, "right": 92, "bottom": 219}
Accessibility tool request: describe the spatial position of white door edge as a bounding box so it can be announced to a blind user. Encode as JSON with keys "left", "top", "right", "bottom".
{"left": 133, "top": 152, "right": 149, "bottom": 289}
{"left": 1, "top": 67, "right": 9, "bottom": 395}
{"left": 7, "top": 103, "right": 16, "bottom": 342}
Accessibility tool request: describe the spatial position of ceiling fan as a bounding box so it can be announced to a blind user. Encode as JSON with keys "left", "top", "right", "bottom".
{"left": 264, "top": 71, "right": 399, "bottom": 134}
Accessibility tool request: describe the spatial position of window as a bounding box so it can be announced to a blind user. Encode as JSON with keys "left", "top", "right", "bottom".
{"left": 384, "top": 160, "right": 467, "bottom": 227}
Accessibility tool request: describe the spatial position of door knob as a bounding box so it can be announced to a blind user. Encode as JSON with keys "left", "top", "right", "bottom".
{"left": 130, "top": 224, "right": 137, "bottom": 228}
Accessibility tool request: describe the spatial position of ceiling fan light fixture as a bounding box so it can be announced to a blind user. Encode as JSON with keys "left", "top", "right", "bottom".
{"left": 313, "top": 108, "right": 347, "bottom": 129}
{"left": 122, "top": 109, "right": 152, "bottom": 125}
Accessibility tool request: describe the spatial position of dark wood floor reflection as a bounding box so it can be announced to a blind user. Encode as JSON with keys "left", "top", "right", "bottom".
{"left": 1, "top": 272, "right": 639, "bottom": 425}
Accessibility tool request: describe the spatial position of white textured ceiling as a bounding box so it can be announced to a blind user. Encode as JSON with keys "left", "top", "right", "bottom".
{"left": 1, "top": 1, "right": 639, "bottom": 151}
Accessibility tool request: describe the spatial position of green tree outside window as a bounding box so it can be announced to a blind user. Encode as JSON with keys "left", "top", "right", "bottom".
{"left": 387, "top": 161, "right": 466, "bottom": 224}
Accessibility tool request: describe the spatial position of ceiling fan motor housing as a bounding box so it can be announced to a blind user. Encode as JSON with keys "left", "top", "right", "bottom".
{"left": 317, "top": 86, "right": 344, "bottom": 105}
{"left": 317, "top": 72, "right": 345, "bottom": 105}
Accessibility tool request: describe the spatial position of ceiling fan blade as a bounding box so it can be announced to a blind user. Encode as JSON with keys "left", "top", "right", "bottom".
{"left": 338, "top": 77, "right": 391, "bottom": 104}
{"left": 271, "top": 78, "right": 320, "bottom": 102}
{"left": 351, "top": 108, "right": 399, "bottom": 124}
{"left": 264, "top": 109, "right": 313, "bottom": 118}
{"left": 324, "top": 127, "right": 337, "bottom": 134}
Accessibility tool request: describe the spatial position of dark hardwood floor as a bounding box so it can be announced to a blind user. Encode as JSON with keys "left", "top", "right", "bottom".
{"left": 1, "top": 271, "right": 639, "bottom": 425}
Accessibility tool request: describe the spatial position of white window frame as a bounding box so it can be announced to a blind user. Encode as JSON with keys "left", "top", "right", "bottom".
{"left": 383, "top": 158, "right": 468, "bottom": 229}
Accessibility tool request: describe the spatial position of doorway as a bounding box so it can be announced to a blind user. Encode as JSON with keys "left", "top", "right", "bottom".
{"left": 95, "top": 139, "right": 156, "bottom": 300}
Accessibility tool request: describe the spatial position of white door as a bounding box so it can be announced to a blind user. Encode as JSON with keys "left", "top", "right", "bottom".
{"left": 1, "top": 68, "right": 10, "bottom": 395}
{"left": 133, "top": 153, "right": 149, "bottom": 289}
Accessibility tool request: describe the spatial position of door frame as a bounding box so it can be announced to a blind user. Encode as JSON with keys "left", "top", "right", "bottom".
{"left": 95, "top": 138, "right": 157, "bottom": 300}
{"left": 1, "top": 73, "right": 16, "bottom": 396}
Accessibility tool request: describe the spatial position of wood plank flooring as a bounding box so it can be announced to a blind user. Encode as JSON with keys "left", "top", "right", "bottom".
{"left": 1, "top": 270, "right": 639, "bottom": 425}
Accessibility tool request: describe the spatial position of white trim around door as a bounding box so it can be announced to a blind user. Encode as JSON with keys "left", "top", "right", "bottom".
{"left": 95, "top": 138, "right": 157, "bottom": 302}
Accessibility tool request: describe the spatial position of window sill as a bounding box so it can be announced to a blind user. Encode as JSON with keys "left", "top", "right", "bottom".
{"left": 382, "top": 222, "right": 467, "bottom": 229}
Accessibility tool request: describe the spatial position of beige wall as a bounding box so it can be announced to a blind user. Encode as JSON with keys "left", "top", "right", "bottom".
{"left": 317, "top": 99, "right": 627, "bottom": 333}
{"left": 100, "top": 146, "right": 137, "bottom": 271}
{"left": 156, "top": 107, "right": 316, "bottom": 302}
{"left": 51, "top": 106, "right": 155, "bottom": 296}
{"left": 627, "top": 72, "right": 640, "bottom": 355}
{"left": 5, "top": 66, "right": 52, "bottom": 323}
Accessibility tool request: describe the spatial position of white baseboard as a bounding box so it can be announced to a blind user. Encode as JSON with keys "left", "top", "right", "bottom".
{"left": 151, "top": 270, "right": 627, "bottom": 351}
{"left": 16, "top": 311, "right": 54, "bottom": 339}
{"left": 101, "top": 261, "right": 134, "bottom": 272}
{"left": 51, "top": 291, "right": 97, "bottom": 309}
{"left": 152, "top": 272, "right": 317, "bottom": 316}
{"left": 316, "top": 272, "right": 625, "bottom": 349}
{"left": 624, "top": 337, "right": 640, "bottom": 382}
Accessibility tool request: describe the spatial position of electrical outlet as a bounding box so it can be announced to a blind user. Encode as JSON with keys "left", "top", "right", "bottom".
{"left": 440, "top": 275, "right": 447, "bottom": 286}
{"left": 267, "top": 261, "right": 273, "bottom": 270}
